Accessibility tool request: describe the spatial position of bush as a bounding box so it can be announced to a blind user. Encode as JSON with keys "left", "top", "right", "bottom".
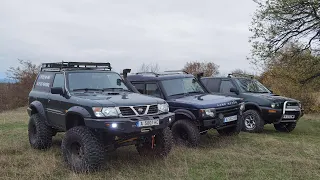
{"left": 0, "top": 60, "right": 39, "bottom": 112}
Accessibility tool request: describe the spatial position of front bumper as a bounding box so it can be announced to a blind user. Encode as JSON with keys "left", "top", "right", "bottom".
{"left": 84, "top": 112, "right": 174, "bottom": 134}
{"left": 202, "top": 114, "right": 242, "bottom": 129}
{"left": 261, "top": 101, "right": 303, "bottom": 124}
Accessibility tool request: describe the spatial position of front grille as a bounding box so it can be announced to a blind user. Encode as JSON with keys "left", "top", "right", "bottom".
{"left": 119, "top": 107, "right": 135, "bottom": 116}
{"left": 286, "top": 102, "right": 299, "bottom": 107}
{"left": 133, "top": 106, "right": 147, "bottom": 115}
{"left": 147, "top": 105, "right": 158, "bottom": 114}
{"left": 216, "top": 104, "right": 239, "bottom": 117}
{"left": 118, "top": 104, "right": 159, "bottom": 117}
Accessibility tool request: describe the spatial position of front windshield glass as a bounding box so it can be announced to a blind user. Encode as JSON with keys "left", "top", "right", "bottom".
{"left": 161, "top": 77, "right": 205, "bottom": 97}
{"left": 67, "top": 72, "right": 129, "bottom": 92}
{"left": 235, "top": 78, "right": 270, "bottom": 93}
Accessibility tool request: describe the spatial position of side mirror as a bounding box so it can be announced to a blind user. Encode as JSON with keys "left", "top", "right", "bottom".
{"left": 51, "top": 87, "right": 64, "bottom": 95}
{"left": 117, "top": 79, "right": 122, "bottom": 86}
{"left": 230, "top": 87, "right": 239, "bottom": 95}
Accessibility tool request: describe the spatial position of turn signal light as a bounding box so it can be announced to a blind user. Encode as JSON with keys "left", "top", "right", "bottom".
{"left": 268, "top": 110, "right": 277, "bottom": 113}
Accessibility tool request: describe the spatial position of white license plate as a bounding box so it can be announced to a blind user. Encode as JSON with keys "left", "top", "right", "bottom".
{"left": 283, "top": 115, "right": 295, "bottom": 119}
{"left": 136, "top": 119, "right": 159, "bottom": 127}
{"left": 224, "top": 115, "right": 238, "bottom": 123}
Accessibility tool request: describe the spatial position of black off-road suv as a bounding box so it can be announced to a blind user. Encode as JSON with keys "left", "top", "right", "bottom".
{"left": 201, "top": 73, "right": 304, "bottom": 133}
{"left": 27, "top": 62, "right": 174, "bottom": 173}
{"left": 126, "top": 71, "right": 244, "bottom": 147}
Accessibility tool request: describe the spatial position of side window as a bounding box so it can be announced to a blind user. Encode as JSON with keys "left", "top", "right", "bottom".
{"left": 34, "top": 72, "right": 54, "bottom": 92}
{"left": 52, "top": 74, "right": 65, "bottom": 88}
{"left": 132, "top": 83, "right": 145, "bottom": 94}
{"left": 146, "top": 83, "right": 162, "bottom": 98}
{"left": 219, "top": 80, "right": 235, "bottom": 94}
{"left": 202, "top": 78, "right": 221, "bottom": 92}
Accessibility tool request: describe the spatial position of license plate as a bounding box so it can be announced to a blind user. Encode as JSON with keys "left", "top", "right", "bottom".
{"left": 136, "top": 119, "right": 159, "bottom": 127}
{"left": 224, "top": 115, "right": 238, "bottom": 123}
{"left": 283, "top": 115, "right": 295, "bottom": 119}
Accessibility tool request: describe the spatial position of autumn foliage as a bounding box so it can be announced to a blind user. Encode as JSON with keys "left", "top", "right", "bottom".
{"left": 183, "top": 61, "right": 219, "bottom": 77}
{"left": 0, "top": 60, "right": 39, "bottom": 112}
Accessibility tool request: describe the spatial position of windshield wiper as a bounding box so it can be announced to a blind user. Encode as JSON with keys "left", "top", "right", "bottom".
{"left": 170, "top": 92, "right": 190, "bottom": 97}
{"left": 188, "top": 91, "right": 203, "bottom": 94}
{"left": 247, "top": 90, "right": 269, "bottom": 93}
{"left": 103, "top": 88, "right": 130, "bottom": 92}
{"left": 72, "top": 88, "right": 103, "bottom": 92}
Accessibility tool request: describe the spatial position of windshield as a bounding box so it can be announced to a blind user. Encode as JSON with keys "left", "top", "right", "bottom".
{"left": 235, "top": 78, "right": 270, "bottom": 93}
{"left": 67, "top": 72, "right": 129, "bottom": 92}
{"left": 161, "top": 77, "right": 205, "bottom": 97}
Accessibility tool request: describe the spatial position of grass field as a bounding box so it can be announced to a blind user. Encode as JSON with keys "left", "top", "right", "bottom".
{"left": 0, "top": 107, "right": 319, "bottom": 180}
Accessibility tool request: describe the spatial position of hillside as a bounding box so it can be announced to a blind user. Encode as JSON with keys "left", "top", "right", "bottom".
{"left": 0, "top": 107, "right": 319, "bottom": 180}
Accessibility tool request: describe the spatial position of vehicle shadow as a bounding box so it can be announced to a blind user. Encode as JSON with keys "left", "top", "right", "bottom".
{"left": 51, "top": 136, "right": 168, "bottom": 171}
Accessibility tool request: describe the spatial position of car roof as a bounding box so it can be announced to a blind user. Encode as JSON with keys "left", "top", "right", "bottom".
{"left": 127, "top": 73, "right": 195, "bottom": 82}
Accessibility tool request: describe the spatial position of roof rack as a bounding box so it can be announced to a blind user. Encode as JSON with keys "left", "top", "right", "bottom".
{"left": 40, "top": 62, "right": 112, "bottom": 72}
{"left": 163, "top": 70, "right": 189, "bottom": 74}
{"left": 228, "top": 73, "right": 254, "bottom": 79}
{"left": 136, "top": 71, "right": 189, "bottom": 77}
{"left": 136, "top": 72, "right": 160, "bottom": 76}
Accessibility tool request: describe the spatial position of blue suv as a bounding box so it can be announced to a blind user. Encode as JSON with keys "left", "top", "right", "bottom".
{"left": 125, "top": 71, "right": 245, "bottom": 147}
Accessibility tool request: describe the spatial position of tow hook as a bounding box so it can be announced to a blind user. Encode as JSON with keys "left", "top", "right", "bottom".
{"left": 141, "top": 127, "right": 152, "bottom": 133}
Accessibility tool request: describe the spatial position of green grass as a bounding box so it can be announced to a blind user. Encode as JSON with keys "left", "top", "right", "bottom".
{"left": 0, "top": 107, "right": 319, "bottom": 180}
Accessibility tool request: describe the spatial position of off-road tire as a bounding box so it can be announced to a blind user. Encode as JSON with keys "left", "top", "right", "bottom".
{"left": 171, "top": 120, "right": 200, "bottom": 147}
{"left": 61, "top": 126, "right": 105, "bottom": 173}
{"left": 242, "top": 110, "right": 264, "bottom": 133}
{"left": 274, "top": 122, "right": 297, "bottom": 132}
{"left": 217, "top": 115, "right": 242, "bottom": 136}
{"left": 28, "top": 114, "right": 53, "bottom": 150}
{"left": 136, "top": 127, "right": 173, "bottom": 157}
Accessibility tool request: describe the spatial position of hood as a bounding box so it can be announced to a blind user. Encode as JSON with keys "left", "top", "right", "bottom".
{"left": 168, "top": 94, "right": 241, "bottom": 109}
{"left": 242, "top": 92, "right": 300, "bottom": 107}
{"left": 74, "top": 92, "right": 165, "bottom": 107}
{"left": 243, "top": 93, "right": 299, "bottom": 102}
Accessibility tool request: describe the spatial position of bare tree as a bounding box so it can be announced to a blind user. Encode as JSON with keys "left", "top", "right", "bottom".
{"left": 250, "top": 0, "right": 320, "bottom": 66}
{"left": 183, "top": 61, "right": 219, "bottom": 77}
{"left": 138, "top": 63, "right": 160, "bottom": 73}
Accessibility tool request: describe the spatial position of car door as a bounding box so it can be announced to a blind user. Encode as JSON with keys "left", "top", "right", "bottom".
{"left": 219, "top": 79, "right": 239, "bottom": 97}
{"left": 145, "top": 83, "right": 164, "bottom": 99}
{"left": 46, "top": 73, "right": 66, "bottom": 129}
{"left": 132, "top": 82, "right": 164, "bottom": 99}
{"left": 201, "top": 78, "right": 221, "bottom": 93}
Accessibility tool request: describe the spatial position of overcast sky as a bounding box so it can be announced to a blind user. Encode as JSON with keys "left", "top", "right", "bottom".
{"left": 0, "top": 0, "right": 257, "bottom": 78}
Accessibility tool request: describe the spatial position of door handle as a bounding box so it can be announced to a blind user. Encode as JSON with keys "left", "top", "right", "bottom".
{"left": 48, "top": 99, "right": 51, "bottom": 103}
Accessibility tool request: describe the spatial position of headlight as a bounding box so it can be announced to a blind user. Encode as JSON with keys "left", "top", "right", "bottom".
{"left": 92, "top": 107, "right": 119, "bottom": 117}
{"left": 158, "top": 103, "right": 169, "bottom": 113}
{"left": 240, "top": 103, "right": 245, "bottom": 111}
{"left": 200, "top": 108, "right": 216, "bottom": 118}
{"left": 271, "top": 103, "right": 280, "bottom": 109}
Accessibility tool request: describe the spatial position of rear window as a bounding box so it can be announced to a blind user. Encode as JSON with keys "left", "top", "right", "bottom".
{"left": 201, "top": 78, "right": 221, "bottom": 92}
{"left": 33, "top": 72, "right": 55, "bottom": 92}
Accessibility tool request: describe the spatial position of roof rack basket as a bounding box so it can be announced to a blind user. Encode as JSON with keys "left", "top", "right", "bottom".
{"left": 40, "top": 62, "right": 112, "bottom": 72}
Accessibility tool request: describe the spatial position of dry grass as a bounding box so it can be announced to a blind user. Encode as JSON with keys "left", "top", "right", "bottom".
{"left": 1, "top": 107, "right": 320, "bottom": 180}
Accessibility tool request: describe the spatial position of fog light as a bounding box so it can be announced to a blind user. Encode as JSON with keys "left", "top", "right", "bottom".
{"left": 169, "top": 118, "right": 172, "bottom": 123}
{"left": 111, "top": 123, "right": 118, "bottom": 128}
